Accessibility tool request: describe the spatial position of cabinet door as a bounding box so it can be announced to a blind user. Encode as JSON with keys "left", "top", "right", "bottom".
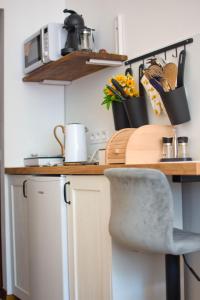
{"left": 67, "top": 175, "right": 112, "bottom": 300}
{"left": 9, "top": 175, "right": 30, "bottom": 300}
{"left": 27, "top": 176, "right": 69, "bottom": 300}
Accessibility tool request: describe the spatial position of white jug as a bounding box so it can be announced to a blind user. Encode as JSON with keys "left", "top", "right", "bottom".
{"left": 54, "top": 123, "right": 87, "bottom": 162}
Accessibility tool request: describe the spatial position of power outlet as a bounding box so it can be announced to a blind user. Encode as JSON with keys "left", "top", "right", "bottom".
{"left": 89, "top": 130, "right": 109, "bottom": 144}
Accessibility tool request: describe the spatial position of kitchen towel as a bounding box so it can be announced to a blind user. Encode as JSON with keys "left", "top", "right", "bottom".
{"left": 141, "top": 74, "right": 164, "bottom": 115}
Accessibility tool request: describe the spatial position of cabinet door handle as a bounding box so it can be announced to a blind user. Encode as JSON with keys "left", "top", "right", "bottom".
{"left": 64, "top": 181, "right": 71, "bottom": 204}
{"left": 23, "top": 180, "right": 28, "bottom": 198}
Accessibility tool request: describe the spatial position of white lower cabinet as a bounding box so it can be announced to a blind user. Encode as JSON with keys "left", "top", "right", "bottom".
{"left": 67, "top": 175, "right": 112, "bottom": 300}
{"left": 8, "top": 175, "right": 30, "bottom": 300}
{"left": 8, "top": 174, "right": 112, "bottom": 300}
{"left": 26, "top": 176, "right": 69, "bottom": 300}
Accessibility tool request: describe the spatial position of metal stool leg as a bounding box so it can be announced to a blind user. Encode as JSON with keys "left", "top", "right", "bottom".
{"left": 165, "top": 254, "right": 180, "bottom": 300}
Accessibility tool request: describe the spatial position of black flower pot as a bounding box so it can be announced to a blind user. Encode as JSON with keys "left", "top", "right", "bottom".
{"left": 112, "top": 101, "right": 130, "bottom": 130}
{"left": 162, "top": 86, "right": 190, "bottom": 125}
{"left": 124, "top": 96, "right": 149, "bottom": 128}
{"left": 112, "top": 97, "right": 149, "bottom": 130}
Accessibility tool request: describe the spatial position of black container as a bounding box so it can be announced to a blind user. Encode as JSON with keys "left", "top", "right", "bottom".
{"left": 112, "top": 101, "right": 130, "bottom": 130}
{"left": 112, "top": 97, "right": 149, "bottom": 130}
{"left": 125, "top": 96, "right": 149, "bottom": 128}
{"left": 162, "top": 86, "right": 190, "bottom": 125}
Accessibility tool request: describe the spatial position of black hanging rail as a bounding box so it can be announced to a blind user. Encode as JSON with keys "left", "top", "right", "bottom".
{"left": 125, "top": 38, "right": 193, "bottom": 66}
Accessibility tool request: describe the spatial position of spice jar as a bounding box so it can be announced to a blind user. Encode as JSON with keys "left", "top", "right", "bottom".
{"left": 177, "top": 136, "right": 189, "bottom": 159}
{"left": 162, "top": 137, "right": 173, "bottom": 160}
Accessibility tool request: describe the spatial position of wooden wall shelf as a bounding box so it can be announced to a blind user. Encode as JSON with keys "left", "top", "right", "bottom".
{"left": 23, "top": 51, "right": 128, "bottom": 83}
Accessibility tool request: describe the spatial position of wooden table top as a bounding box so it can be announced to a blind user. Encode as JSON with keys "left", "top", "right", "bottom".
{"left": 5, "top": 161, "right": 200, "bottom": 176}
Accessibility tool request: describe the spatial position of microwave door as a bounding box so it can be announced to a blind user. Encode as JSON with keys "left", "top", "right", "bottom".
{"left": 24, "top": 30, "right": 43, "bottom": 74}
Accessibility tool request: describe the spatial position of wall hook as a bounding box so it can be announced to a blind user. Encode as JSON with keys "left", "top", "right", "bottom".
{"left": 172, "top": 48, "right": 178, "bottom": 58}
{"left": 142, "top": 59, "right": 145, "bottom": 67}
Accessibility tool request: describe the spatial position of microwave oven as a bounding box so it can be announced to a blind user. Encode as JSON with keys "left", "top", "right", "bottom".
{"left": 24, "top": 23, "right": 66, "bottom": 74}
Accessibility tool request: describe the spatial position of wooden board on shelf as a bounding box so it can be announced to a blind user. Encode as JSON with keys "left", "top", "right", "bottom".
{"left": 23, "top": 51, "right": 128, "bottom": 83}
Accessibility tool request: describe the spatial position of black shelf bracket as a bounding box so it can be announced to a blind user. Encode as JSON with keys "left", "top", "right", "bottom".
{"left": 173, "top": 175, "right": 200, "bottom": 183}
{"left": 125, "top": 38, "right": 193, "bottom": 66}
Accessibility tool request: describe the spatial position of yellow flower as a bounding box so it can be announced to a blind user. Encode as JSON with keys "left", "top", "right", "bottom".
{"left": 124, "top": 87, "right": 129, "bottom": 95}
{"left": 126, "top": 78, "right": 134, "bottom": 88}
{"left": 115, "top": 74, "right": 126, "bottom": 81}
{"left": 124, "top": 87, "right": 139, "bottom": 97}
{"left": 103, "top": 72, "right": 139, "bottom": 103}
{"left": 114, "top": 74, "right": 127, "bottom": 87}
{"left": 104, "top": 87, "right": 113, "bottom": 96}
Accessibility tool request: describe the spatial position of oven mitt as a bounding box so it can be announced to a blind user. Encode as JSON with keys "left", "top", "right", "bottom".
{"left": 141, "top": 75, "right": 164, "bottom": 115}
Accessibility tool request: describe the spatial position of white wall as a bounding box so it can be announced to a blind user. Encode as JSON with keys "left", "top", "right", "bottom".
{"left": 0, "top": 8, "right": 6, "bottom": 296}
{"left": 0, "top": 9, "right": 3, "bottom": 154}
{"left": 0, "top": 0, "right": 66, "bottom": 293}
{"left": 0, "top": 8, "right": 3, "bottom": 161}
{"left": 0, "top": 0, "right": 66, "bottom": 167}
{"left": 65, "top": 1, "right": 200, "bottom": 299}
{"left": 65, "top": 0, "right": 200, "bottom": 159}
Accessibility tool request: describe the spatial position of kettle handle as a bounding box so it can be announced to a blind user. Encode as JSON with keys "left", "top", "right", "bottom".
{"left": 53, "top": 125, "right": 65, "bottom": 157}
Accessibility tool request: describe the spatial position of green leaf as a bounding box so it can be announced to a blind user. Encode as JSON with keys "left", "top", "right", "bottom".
{"left": 101, "top": 89, "right": 122, "bottom": 110}
{"left": 106, "top": 101, "right": 111, "bottom": 110}
{"left": 101, "top": 99, "right": 108, "bottom": 105}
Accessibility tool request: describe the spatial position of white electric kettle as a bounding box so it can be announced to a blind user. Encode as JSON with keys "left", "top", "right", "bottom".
{"left": 54, "top": 123, "right": 87, "bottom": 162}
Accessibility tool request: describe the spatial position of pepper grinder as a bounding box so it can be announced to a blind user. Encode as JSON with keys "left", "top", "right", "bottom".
{"left": 161, "top": 137, "right": 174, "bottom": 160}
{"left": 160, "top": 126, "right": 179, "bottom": 162}
{"left": 172, "top": 125, "right": 192, "bottom": 161}
{"left": 177, "top": 136, "right": 192, "bottom": 160}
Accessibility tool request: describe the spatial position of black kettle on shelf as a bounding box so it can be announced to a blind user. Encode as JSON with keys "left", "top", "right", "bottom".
{"left": 61, "top": 9, "right": 95, "bottom": 56}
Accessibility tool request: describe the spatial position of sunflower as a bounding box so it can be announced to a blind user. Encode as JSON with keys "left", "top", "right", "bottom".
{"left": 126, "top": 78, "right": 134, "bottom": 88}
{"left": 114, "top": 74, "right": 127, "bottom": 87}
{"left": 124, "top": 87, "right": 139, "bottom": 97}
{"left": 102, "top": 72, "right": 139, "bottom": 110}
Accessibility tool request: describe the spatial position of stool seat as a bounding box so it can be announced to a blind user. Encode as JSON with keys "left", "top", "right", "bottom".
{"left": 173, "top": 228, "right": 200, "bottom": 255}
{"left": 104, "top": 168, "right": 200, "bottom": 255}
{"left": 105, "top": 168, "right": 200, "bottom": 300}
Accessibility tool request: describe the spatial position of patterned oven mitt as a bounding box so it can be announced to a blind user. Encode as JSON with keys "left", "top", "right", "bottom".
{"left": 141, "top": 74, "right": 164, "bottom": 115}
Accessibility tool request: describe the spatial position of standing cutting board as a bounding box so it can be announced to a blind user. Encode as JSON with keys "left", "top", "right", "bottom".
{"left": 106, "top": 125, "right": 174, "bottom": 164}
{"left": 126, "top": 125, "right": 174, "bottom": 164}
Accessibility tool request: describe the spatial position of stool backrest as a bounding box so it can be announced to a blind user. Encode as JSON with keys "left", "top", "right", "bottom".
{"left": 105, "top": 168, "right": 174, "bottom": 254}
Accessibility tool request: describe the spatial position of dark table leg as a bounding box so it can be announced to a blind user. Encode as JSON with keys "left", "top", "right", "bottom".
{"left": 165, "top": 254, "right": 180, "bottom": 300}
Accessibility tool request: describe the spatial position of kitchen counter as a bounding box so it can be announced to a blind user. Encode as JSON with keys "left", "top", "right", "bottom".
{"left": 5, "top": 161, "right": 200, "bottom": 176}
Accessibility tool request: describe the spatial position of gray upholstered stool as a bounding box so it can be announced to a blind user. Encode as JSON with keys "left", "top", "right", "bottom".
{"left": 105, "top": 168, "right": 200, "bottom": 300}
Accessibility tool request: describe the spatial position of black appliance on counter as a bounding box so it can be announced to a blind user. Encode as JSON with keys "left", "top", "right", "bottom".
{"left": 61, "top": 9, "right": 95, "bottom": 55}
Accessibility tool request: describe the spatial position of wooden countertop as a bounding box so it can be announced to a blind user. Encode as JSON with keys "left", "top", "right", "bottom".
{"left": 5, "top": 162, "right": 200, "bottom": 176}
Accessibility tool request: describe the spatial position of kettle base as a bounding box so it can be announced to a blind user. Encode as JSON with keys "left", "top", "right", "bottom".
{"left": 64, "top": 161, "right": 98, "bottom": 166}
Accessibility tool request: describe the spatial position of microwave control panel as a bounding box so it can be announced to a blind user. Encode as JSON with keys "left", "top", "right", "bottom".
{"left": 43, "top": 27, "right": 49, "bottom": 62}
